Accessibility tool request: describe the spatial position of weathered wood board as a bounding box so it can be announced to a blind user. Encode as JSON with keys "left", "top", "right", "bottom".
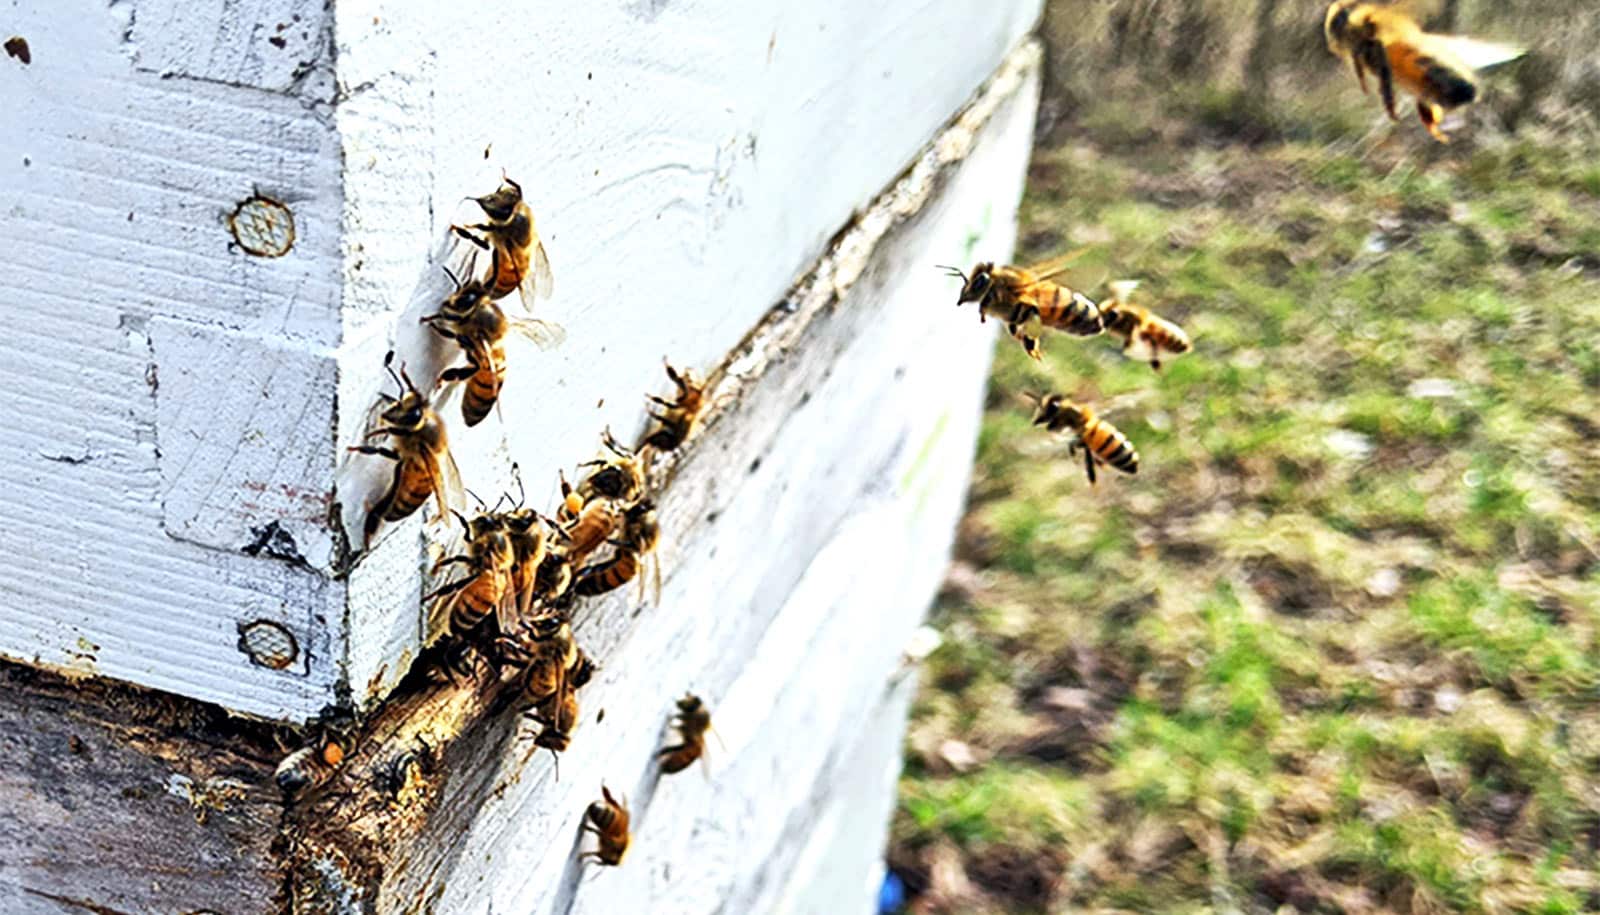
{"left": 0, "top": 39, "right": 1040, "bottom": 914}
{"left": 0, "top": 0, "right": 1043, "bottom": 723}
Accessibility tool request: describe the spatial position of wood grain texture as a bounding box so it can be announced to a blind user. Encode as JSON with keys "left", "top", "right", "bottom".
{"left": 0, "top": 40, "right": 1037, "bottom": 915}
{"left": 288, "top": 46, "right": 1040, "bottom": 914}
{"left": 0, "top": 664, "right": 286, "bottom": 915}
{"left": 0, "top": 0, "right": 345, "bottom": 720}
{"left": 1, "top": 0, "right": 1042, "bottom": 722}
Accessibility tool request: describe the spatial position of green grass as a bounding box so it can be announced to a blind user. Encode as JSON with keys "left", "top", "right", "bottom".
{"left": 891, "top": 81, "right": 1600, "bottom": 914}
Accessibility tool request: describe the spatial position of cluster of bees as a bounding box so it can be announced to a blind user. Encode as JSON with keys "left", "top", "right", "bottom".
{"left": 943, "top": 257, "right": 1190, "bottom": 483}
{"left": 279, "top": 174, "right": 716, "bottom": 868}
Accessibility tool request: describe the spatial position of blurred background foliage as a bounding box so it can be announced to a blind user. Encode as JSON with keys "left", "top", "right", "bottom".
{"left": 889, "top": 1, "right": 1600, "bottom": 912}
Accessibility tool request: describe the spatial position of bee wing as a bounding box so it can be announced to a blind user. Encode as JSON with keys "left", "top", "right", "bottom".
{"left": 494, "top": 568, "right": 526, "bottom": 632}
{"left": 1419, "top": 33, "right": 1524, "bottom": 72}
{"left": 1105, "top": 280, "right": 1139, "bottom": 308}
{"left": 506, "top": 315, "right": 567, "bottom": 351}
{"left": 428, "top": 441, "right": 468, "bottom": 523}
{"left": 517, "top": 239, "right": 555, "bottom": 310}
{"left": 1024, "top": 246, "right": 1092, "bottom": 284}
{"left": 424, "top": 583, "right": 459, "bottom": 645}
{"left": 1386, "top": 0, "right": 1444, "bottom": 24}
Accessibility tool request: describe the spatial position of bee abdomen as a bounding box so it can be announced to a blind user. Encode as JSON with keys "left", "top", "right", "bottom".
{"left": 574, "top": 551, "right": 639, "bottom": 597}
{"left": 1085, "top": 420, "right": 1140, "bottom": 475}
{"left": 1038, "top": 287, "right": 1104, "bottom": 335}
{"left": 1422, "top": 58, "right": 1476, "bottom": 107}
{"left": 462, "top": 370, "right": 502, "bottom": 427}
{"left": 385, "top": 466, "right": 433, "bottom": 521}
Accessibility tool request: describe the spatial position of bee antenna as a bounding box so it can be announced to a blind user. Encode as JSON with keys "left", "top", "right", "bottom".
{"left": 511, "top": 462, "right": 527, "bottom": 507}
{"left": 398, "top": 362, "right": 419, "bottom": 395}
{"left": 382, "top": 350, "right": 404, "bottom": 394}
{"left": 441, "top": 264, "right": 463, "bottom": 290}
{"left": 502, "top": 170, "right": 521, "bottom": 195}
{"left": 465, "top": 488, "right": 487, "bottom": 510}
{"left": 935, "top": 264, "right": 968, "bottom": 282}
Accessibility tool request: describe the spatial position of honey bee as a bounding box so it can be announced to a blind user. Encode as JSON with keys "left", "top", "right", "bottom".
{"left": 576, "top": 428, "right": 646, "bottom": 506}
{"left": 275, "top": 709, "right": 357, "bottom": 799}
{"left": 657, "top": 693, "right": 712, "bottom": 774}
{"left": 942, "top": 252, "right": 1102, "bottom": 360}
{"left": 580, "top": 785, "right": 631, "bottom": 867}
{"left": 643, "top": 360, "right": 706, "bottom": 452}
{"left": 573, "top": 499, "right": 661, "bottom": 605}
{"left": 499, "top": 465, "right": 554, "bottom": 618}
{"left": 497, "top": 614, "right": 577, "bottom": 706}
{"left": 1324, "top": 0, "right": 1522, "bottom": 142}
{"left": 421, "top": 266, "right": 564, "bottom": 427}
{"left": 348, "top": 352, "right": 463, "bottom": 547}
{"left": 533, "top": 549, "right": 576, "bottom": 611}
{"left": 1100, "top": 281, "right": 1192, "bottom": 371}
{"left": 563, "top": 496, "right": 627, "bottom": 567}
{"left": 451, "top": 173, "right": 555, "bottom": 311}
{"left": 1028, "top": 393, "right": 1139, "bottom": 485}
{"left": 425, "top": 510, "right": 517, "bottom": 645}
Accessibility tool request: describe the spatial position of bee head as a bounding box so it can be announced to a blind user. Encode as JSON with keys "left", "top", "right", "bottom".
{"left": 474, "top": 174, "right": 523, "bottom": 222}
{"left": 678, "top": 693, "right": 703, "bottom": 714}
{"left": 941, "top": 262, "right": 995, "bottom": 306}
{"left": 1324, "top": 1, "right": 1358, "bottom": 55}
{"left": 503, "top": 506, "right": 541, "bottom": 534}
{"left": 381, "top": 391, "right": 430, "bottom": 432}
{"left": 1031, "top": 394, "right": 1084, "bottom": 430}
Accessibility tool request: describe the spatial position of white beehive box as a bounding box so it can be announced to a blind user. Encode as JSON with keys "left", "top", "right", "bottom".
{"left": 0, "top": 0, "right": 1042, "bottom": 724}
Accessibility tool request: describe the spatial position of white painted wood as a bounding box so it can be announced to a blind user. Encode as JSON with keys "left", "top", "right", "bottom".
{"left": 301, "top": 53, "right": 1039, "bottom": 913}
{"left": 0, "top": 0, "right": 1040, "bottom": 721}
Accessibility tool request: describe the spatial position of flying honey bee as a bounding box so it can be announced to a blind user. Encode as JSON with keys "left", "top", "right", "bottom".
{"left": 657, "top": 693, "right": 713, "bottom": 775}
{"left": 1324, "top": 0, "right": 1523, "bottom": 142}
{"left": 573, "top": 499, "right": 661, "bottom": 605}
{"left": 451, "top": 173, "right": 555, "bottom": 311}
{"left": 580, "top": 785, "right": 631, "bottom": 867}
{"left": 1100, "top": 281, "right": 1192, "bottom": 371}
{"left": 425, "top": 510, "right": 517, "bottom": 645}
{"left": 275, "top": 710, "right": 357, "bottom": 799}
{"left": 1028, "top": 393, "right": 1140, "bottom": 485}
{"left": 349, "top": 352, "right": 463, "bottom": 547}
{"left": 576, "top": 428, "right": 646, "bottom": 506}
{"left": 421, "top": 266, "right": 564, "bottom": 427}
{"left": 941, "top": 252, "right": 1103, "bottom": 360}
{"left": 643, "top": 360, "right": 707, "bottom": 452}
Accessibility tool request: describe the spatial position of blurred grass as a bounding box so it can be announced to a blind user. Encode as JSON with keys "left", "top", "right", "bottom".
{"left": 889, "top": 21, "right": 1600, "bottom": 912}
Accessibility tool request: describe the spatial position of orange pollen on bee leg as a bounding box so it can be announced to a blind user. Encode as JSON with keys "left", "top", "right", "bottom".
{"left": 321, "top": 742, "right": 346, "bottom": 767}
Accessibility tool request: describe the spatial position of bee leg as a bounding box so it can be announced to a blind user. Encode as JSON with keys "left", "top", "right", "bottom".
{"left": 1150, "top": 358, "right": 1162, "bottom": 371}
{"left": 450, "top": 225, "right": 492, "bottom": 249}
{"left": 348, "top": 445, "right": 401, "bottom": 460}
{"left": 1361, "top": 40, "right": 1398, "bottom": 121}
{"left": 422, "top": 574, "right": 471, "bottom": 603}
{"left": 646, "top": 394, "right": 676, "bottom": 408}
{"left": 439, "top": 365, "right": 475, "bottom": 383}
{"left": 1351, "top": 55, "right": 1368, "bottom": 94}
{"left": 1083, "top": 445, "right": 1098, "bottom": 486}
{"left": 1417, "top": 100, "right": 1449, "bottom": 143}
